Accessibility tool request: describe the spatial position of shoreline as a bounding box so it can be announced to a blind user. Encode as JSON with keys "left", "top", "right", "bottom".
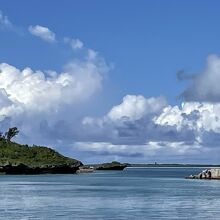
{"left": 126, "top": 166, "right": 220, "bottom": 169}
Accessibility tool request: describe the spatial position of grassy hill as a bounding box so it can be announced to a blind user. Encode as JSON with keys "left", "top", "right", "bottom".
{"left": 0, "top": 139, "right": 81, "bottom": 167}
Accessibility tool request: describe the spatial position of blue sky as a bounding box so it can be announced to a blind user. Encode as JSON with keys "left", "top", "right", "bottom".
{"left": 2, "top": 0, "right": 220, "bottom": 107}
{"left": 1, "top": 1, "right": 220, "bottom": 163}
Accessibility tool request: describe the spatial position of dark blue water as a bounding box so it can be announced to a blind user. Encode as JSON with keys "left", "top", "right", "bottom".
{"left": 1, "top": 168, "right": 220, "bottom": 219}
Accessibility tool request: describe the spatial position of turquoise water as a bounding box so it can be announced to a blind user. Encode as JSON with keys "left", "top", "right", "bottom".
{"left": 1, "top": 168, "right": 220, "bottom": 219}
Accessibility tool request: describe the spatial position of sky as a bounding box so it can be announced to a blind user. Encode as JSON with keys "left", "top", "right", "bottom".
{"left": 1, "top": 1, "right": 220, "bottom": 163}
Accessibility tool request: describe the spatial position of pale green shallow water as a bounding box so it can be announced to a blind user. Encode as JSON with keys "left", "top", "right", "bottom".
{"left": 1, "top": 168, "right": 220, "bottom": 219}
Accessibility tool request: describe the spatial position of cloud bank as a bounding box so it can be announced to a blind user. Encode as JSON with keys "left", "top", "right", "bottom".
{"left": 77, "top": 55, "right": 220, "bottom": 162}
{"left": 79, "top": 98, "right": 220, "bottom": 163}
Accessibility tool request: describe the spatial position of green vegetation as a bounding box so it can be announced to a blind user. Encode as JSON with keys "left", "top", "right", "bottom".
{"left": 0, "top": 127, "right": 81, "bottom": 167}
{"left": 0, "top": 140, "right": 80, "bottom": 166}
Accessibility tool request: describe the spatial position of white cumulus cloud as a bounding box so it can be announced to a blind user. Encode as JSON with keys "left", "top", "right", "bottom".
{"left": 29, "top": 25, "right": 56, "bottom": 43}
{"left": 0, "top": 51, "right": 109, "bottom": 148}
{"left": 154, "top": 102, "right": 220, "bottom": 144}
{"left": 0, "top": 57, "right": 107, "bottom": 115}
{"left": 108, "top": 95, "right": 167, "bottom": 121}
{"left": 82, "top": 95, "right": 168, "bottom": 145}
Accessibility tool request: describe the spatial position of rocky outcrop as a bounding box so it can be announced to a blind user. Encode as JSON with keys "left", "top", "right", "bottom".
{"left": 76, "top": 166, "right": 95, "bottom": 174}
{"left": 95, "top": 161, "right": 127, "bottom": 170}
{"left": 0, "top": 161, "right": 82, "bottom": 175}
{"left": 186, "top": 168, "right": 220, "bottom": 180}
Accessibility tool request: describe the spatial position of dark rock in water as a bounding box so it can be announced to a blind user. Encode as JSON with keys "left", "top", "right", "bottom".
{"left": 186, "top": 168, "right": 220, "bottom": 180}
{"left": 1, "top": 163, "right": 32, "bottom": 174}
{"left": 0, "top": 162, "right": 82, "bottom": 174}
{"left": 95, "top": 161, "right": 127, "bottom": 170}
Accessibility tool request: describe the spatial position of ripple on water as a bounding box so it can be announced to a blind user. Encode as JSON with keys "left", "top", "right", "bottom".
{"left": 1, "top": 168, "right": 220, "bottom": 219}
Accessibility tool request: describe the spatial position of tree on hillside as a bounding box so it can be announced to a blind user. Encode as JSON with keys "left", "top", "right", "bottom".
{"left": 0, "top": 132, "right": 4, "bottom": 141}
{"left": 5, "top": 127, "right": 19, "bottom": 142}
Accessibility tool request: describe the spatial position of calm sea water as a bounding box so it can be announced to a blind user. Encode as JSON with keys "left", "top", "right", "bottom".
{"left": 1, "top": 167, "right": 220, "bottom": 219}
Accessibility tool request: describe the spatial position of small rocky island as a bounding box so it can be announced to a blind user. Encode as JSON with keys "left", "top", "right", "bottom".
{"left": 94, "top": 161, "right": 127, "bottom": 170}
{"left": 0, "top": 127, "right": 82, "bottom": 174}
{"left": 76, "top": 161, "right": 127, "bottom": 173}
{"left": 186, "top": 168, "right": 220, "bottom": 180}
